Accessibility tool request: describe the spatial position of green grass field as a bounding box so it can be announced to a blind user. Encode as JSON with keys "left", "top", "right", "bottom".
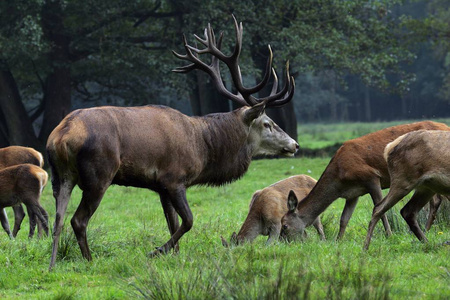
{"left": 0, "top": 121, "right": 449, "bottom": 299}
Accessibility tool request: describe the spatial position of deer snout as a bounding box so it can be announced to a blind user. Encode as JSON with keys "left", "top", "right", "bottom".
{"left": 283, "top": 141, "right": 299, "bottom": 156}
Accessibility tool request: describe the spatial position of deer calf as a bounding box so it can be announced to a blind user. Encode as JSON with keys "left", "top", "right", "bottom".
{"left": 364, "top": 130, "right": 450, "bottom": 250}
{"left": 0, "top": 146, "right": 45, "bottom": 237}
{"left": 223, "top": 175, "right": 325, "bottom": 246}
{"left": 0, "top": 164, "right": 49, "bottom": 238}
{"left": 280, "top": 121, "right": 449, "bottom": 241}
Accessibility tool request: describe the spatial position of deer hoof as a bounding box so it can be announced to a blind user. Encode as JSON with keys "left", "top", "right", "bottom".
{"left": 148, "top": 247, "right": 166, "bottom": 258}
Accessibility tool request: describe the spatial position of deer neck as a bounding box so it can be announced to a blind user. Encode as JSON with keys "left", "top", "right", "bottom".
{"left": 194, "top": 110, "right": 253, "bottom": 186}
{"left": 296, "top": 164, "right": 342, "bottom": 226}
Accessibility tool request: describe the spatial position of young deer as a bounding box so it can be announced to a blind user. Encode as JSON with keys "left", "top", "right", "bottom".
{"left": 0, "top": 146, "right": 45, "bottom": 237}
{"left": 364, "top": 130, "right": 450, "bottom": 250}
{"left": 46, "top": 16, "right": 297, "bottom": 269}
{"left": 280, "top": 121, "right": 450, "bottom": 241}
{"left": 0, "top": 164, "right": 49, "bottom": 238}
{"left": 223, "top": 175, "right": 325, "bottom": 246}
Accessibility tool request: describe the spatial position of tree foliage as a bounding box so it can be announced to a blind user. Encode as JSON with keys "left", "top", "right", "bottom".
{"left": 0, "top": 0, "right": 447, "bottom": 149}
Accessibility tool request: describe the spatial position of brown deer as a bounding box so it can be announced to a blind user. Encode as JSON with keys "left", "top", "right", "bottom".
{"left": 46, "top": 16, "right": 297, "bottom": 269}
{"left": 222, "top": 175, "right": 325, "bottom": 246}
{"left": 0, "top": 146, "right": 45, "bottom": 237}
{"left": 280, "top": 121, "right": 450, "bottom": 242}
{"left": 0, "top": 164, "right": 49, "bottom": 238}
{"left": 364, "top": 130, "right": 450, "bottom": 250}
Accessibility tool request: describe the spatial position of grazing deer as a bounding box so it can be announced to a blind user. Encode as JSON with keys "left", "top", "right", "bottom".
{"left": 0, "top": 164, "right": 49, "bottom": 238}
{"left": 222, "top": 175, "right": 325, "bottom": 246}
{"left": 0, "top": 146, "right": 45, "bottom": 237}
{"left": 364, "top": 130, "right": 450, "bottom": 250}
{"left": 280, "top": 121, "right": 450, "bottom": 241}
{"left": 46, "top": 16, "right": 298, "bottom": 269}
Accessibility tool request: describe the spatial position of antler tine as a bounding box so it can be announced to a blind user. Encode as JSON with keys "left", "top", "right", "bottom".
{"left": 172, "top": 16, "right": 294, "bottom": 108}
{"left": 259, "top": 61, "right": 295, "bottom": 107}
{"left": 266, "top": 77, "right": 295, "bottom": 108}
{"left": 243, "top": 45, "right": 273, "bottom": 97}
{"left": 230, "top": 14, "right": 243, "bottom": 60}
{"left": 270, "top": 68, "right": 279, "bottom": 95}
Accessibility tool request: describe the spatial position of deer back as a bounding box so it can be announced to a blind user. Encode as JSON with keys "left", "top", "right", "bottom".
{"left": 0, "top": 146, "right": 44, "bottom": 169}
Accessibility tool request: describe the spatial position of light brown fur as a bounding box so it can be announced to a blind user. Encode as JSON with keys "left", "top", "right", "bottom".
{"left": 364, "top": 130, "right": 450, "bottom": 249}
{"left": 0, "top": 146, "right": 45, "bottom": 237}
{"left": 227, "top": 175, "right": 325, "bottom": 245}
{"left": 0, "top": 164, "right": 49, "bottom": 238}
{"left": 281, "top": 121, "right": 450, "bottom": 241}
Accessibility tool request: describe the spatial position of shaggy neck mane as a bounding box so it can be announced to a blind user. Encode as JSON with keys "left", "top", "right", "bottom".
{"left": 194, "top": 111, "right": 253, "bottom": 186}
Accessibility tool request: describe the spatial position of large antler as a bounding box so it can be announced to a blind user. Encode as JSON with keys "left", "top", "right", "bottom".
{"left": 172, "top": 15, "right": 295, "bottom": 108}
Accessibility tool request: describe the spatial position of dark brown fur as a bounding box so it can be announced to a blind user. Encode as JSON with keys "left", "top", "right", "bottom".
{"left": 47, "top": 104, "right": 298, "bottom": 269}
{"left": 364, "top": 130, "right": 450, "bottom": 249}
{"left": 0, "top": 146, "right": 45, "bottom": 237}
{"left": 0, "top": 164, "right": 49, "bottom": 238}
{"left": 281, "top": 121, "right": 450, "bottom": 241}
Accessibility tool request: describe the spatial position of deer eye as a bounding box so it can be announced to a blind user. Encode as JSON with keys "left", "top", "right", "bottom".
{"left": 264, "top": 122, "right": 272, "bottom": 129}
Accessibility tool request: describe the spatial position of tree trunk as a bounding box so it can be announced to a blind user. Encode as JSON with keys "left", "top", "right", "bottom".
{"left": 189, "top": 71, "right": 230, "bottom": 116}
{"left": 364, "top": 85, "right": 371, "bottom": 121}
{"left": 39, "top": 0, "right": 72, "bottom": 143}
{"left": 0, "top": 67, "right": 41, "bottom": 149}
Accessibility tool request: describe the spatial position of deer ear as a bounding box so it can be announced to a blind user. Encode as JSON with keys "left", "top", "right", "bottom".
{"left": 243, "top": 102, "right": 266, "bottom": 125}
{"left": 287, "top": 190, "right": 298, "bottom": 212}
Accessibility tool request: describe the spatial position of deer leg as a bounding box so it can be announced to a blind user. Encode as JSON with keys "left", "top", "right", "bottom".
{"left": 159, "top": 191, "right": 180, "bottom": 253}
{"left": 36, "top": 206, "right": 49, "bottom": 238}
{"left": 12, "top": 205, "right": 25, "bottom": 237}
{"left": 367, "top": 183, "right": 392, "bottom": 236}
{"left": 364, "top": 186, "right": 411, "bottom": 250}
{"left": 0, "top": 208, "right": 13, "bottom": 238}
{"left": 266, "top": 223, "right": 281, "bottom": 245}
{"left": 49, "top": 181, "right": 75, "bottom": 270}
{"left": 71, "top": 187, "right": 107, "bottom": 262}
{"left": 401, "top": 189, "right": 434, "bottom": 242}
{"left": 151, "top": 186, "right": 193, "bottom": 256}
{"left": 337, "top": 197, "right": 358, "bottom": 240}
{"left": 312, "top": 217, "right": 326, "bottom": 240}
{"left": 426, "top": 195, "right": 444, "bottom": 231}
{"left": 25, "top": 205, "right": 38, "bottom": 239}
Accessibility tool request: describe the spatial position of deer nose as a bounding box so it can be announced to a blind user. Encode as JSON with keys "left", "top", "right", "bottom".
{"left": 282, "top": 224, "right": 288, "bottom": 230}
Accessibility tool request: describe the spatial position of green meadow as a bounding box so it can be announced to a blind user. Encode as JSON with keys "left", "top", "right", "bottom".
{"left": 0, "top": 121, "right": 449, "bottom": 299}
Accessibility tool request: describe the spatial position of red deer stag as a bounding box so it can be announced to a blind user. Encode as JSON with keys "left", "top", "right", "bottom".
{"left": 222, "top": 175, "right": 325, "bottom": 246}
{"left": 280, "top": 121, "right": 450, "bottom": 242}
{"left": 364, "top": 130, "right": 450, "bottom": 250}
{"left": 47, "top": 16, "right": 297, "bottom": 269}
{"left": 0, "top": 146, "right": 46, "bottom": 237}
{"left": 0, "top": 164, "right": 49, "bottom": 238}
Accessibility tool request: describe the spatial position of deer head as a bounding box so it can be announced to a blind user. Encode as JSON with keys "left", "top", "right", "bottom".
{"left": 280, "top": 190, "right": 307, "bottom": 241}
{"left": 173, "top": 15, "right": 297, "bottom": 156}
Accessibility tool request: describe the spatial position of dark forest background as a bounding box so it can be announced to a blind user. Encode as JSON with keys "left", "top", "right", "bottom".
{"left": 1, "top": 0, "right": 449, "bottom": 152}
